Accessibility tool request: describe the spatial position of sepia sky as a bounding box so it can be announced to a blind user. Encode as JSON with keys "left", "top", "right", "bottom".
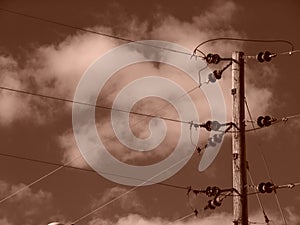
{"left": 0, "top": 0, "right": 300, "bottom": 224}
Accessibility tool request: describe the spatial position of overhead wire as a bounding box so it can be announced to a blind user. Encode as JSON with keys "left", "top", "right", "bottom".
{"left": 0, "top": 7, "right": 194, "bottom": 58}
{"left": 1, "top": 6, "right": 299, "bottom": 220}
{"left": 71, "top": 153, "right": 194, "bottom": 224}
{"left": 279, "top": 49, "right": 300, "bottom": 55}
{"left": 69, "top": 81, "right": 206, "bottom": 222}
{"left": 0, "top": 151, "right": 84, "bottom": 204}
{"left": 0, "top": 152, "right": 188, "bottom": 190}
{"left": 247, "top": 169, "right": 271, "bottom": 224}
{"left": 0, "top": 82, "right": 195, "bottom": 205}
{"left": 0, "top": 74, "right": 203, "bottom": 210}
{"left": 193, "top": 37, "right": 294, "bottom": 56}
{"left": 0, "top": 56, "right": 206, "bottom": 210}
{"left": 244, "top": 97, "right": 288, "bottom": 225}
{"left": 168, "top": 212, "right": 196, "bottom": 224}
{"left": 0, "top": 86, "right": 190, "bottom": 125}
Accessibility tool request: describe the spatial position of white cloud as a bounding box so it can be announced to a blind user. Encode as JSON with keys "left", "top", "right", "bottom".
{"left": 59, "top": 130, "right": 90, "bottom": 168}
{"left": 90, "top": 186, "right": 144, "bottom": 214}
{"left": 0, "top": 27, "right": 118, "bottom": 126}
{"left": 0, "top": 180, "right": 53, "bottom": 224}
{"left": 0, "top": 0, "right": 278, "bottom": 171}
{"left": 85, "top": 209, "right": 300, "bottom": 225}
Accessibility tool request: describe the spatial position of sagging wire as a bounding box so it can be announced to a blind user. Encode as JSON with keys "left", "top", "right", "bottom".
{"left": 0, "top": 152, "right": 191, "bottom": 191}
{"left": 0, "top": 149, "right": 86, "bottom": 204}
{"left": 198, "top": 65, "right": 209, "bottom": 86}
{"left": 71, "top": 152, "right": 196, "bottom": 224}
{"left": 0, "top": 7, "right": 198, "bottom": 59}
{"left": 192, "top": 37, "right": 294, "bottom": 58}
{"left": 0, "top": 86, "right": 191, "bottom": 125}
{"left": 0, "top": 82, "right": 201, "bottom": 206}
{"left": 0, "top": 71, "right": 225, "bottom": 206}
{"left": 245, "top": 97, "right": 288, "bottom": 225}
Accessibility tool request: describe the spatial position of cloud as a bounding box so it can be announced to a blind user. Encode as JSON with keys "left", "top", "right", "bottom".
{"left": 59, "top": 129, "right": 91, "bottom": 168}
{"left": 82, "top": 186, "right": 145, "bottom": 224}
{"left": 0, "top": 27, "right": 118, "bottom": 126}
{"left": 50, "top": 0, "right": 282, "bottom": 172}
{"left": 0, "top": 0, "right": 278, "bottom": 170}
{"left": 85, "top": 209, "right": 300, "bottom": 225}
{"left": 91, "top": 186, "right": 144, "bottom": 213}
{"left": 0, "top": 180, "right": 53, "bottom": 224}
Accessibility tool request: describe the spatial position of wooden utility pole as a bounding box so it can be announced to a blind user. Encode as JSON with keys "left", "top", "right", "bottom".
{"left": 232, "top": 51, "right": 248, "bottom": 225}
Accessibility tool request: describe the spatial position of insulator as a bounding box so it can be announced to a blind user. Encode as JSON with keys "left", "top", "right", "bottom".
{"left": 263, "top": 51, "right": 272, "bottom": 62}
{"left": 207, "top": 197, "right": 222, "bottom": 210}
{"left": 206, "top": 53, "right": 214, "bottom": 64}
{"left": 256, "top": 51, "right": 276, "bottom": 63}
{"left": 212, "top": 197, "right": 222, "bottom": 207}
{"left": 258, "top": 182, "right": 266, "bottom": 193}
{"left": 208, "top": 72, "right": 217, "bottom": 83}
{"left": 265, "top": 182, "right": 274, "bottom": 193}
{"left": 212, "top": 121, "right": 221, "bottom": 131}
{"left": 257, "top": 115, "right": 273, "bottom": 127}
{"left": 205, "top": 54, "right": 221, "bottom": 64}
{"left": 208, "top": 138, "right": 216, "bottom": 147}
{"left": 258, "top": 182, "right": 274, "bottom": 194}
{"left": 205, "top": 186, "right": 220, "bottom": 197}
{"left": 204, "top": 120, "right": 221, "bottom": 131}
{"left": 212, "top": 54, "right": 221, "bottom": 64}
{"left": 213, "top": 70, "right": 222, "bottom": 79}
{"left": 207, "top": 199, "right": 216, "bottom": 209}
{"left": 263, "top": 115, "right": 272, "bottom": 127}
{"left": 205, "top": 186, "right": 213, "bottom": 196}
{"left": 213, "top": 134, "right": 223, "bottom": 143}
{"left": 256, "top": 52, "right": 265, "bottom": 63}
{"left": 204, "top": 120, "right": 213, "bottom": 131}
{"left": 257, "top": 116, "right": 265, "bottom": 127}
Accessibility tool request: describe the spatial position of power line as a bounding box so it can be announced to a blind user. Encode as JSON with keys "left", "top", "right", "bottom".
{"left": 3, "top": 85, "right": 300, "bottom": 135}
{"left": 193, "top": 37, "right": 294, "bottom": 56}
{"left": 0, "top": 7, "right": 194, "bottom": 58}
{"left": 0, "top": 85, "right": 190, "bottom": 125}
{"left": 244, "top": 97, "right": 288, "bottom": 225}
{"left": 0, "top": 82, "right": 200, "bottom": 207}
{"left": 168, "top": 212, "right": 195, "bottom": 224}
{"left": 247, "top": 169, "right": 271, "bottom": 224}
{"left": 71, "top": 153, "right": 193, "bottom": 224}
{"left": 0, "top": 151, "right": 188, "bottom": 190}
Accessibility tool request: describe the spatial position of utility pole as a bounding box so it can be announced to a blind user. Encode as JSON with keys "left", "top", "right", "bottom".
{"left": 232, "top": 51, "right": 248, "bottom": 225}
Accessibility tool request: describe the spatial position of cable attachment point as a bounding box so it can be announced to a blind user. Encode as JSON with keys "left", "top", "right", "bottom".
{"left": 200, "top": 120, "right": 222, "bottom": 131}
{"left": 204, "top": 196, "right": 223, "bottom": 210}
{"left": 208, "top": 70, "right": 222, "bottom": 83}
{"left": 205, "top": 186, "right": 221, "bottom": 197}
{"left": 257, "top": 182, "right": 275, "bottom": 194}
{"left": 205, "top": 53, "right": 221, "bottom": 64}
{"left": 207, "top": 61, "right": 233, "bottom": 83}
{"left": 256, "top": 51, "right": 277, "bottom": 63}
{"left": 257, "top": 115, "right": 277, "bottom": 127}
